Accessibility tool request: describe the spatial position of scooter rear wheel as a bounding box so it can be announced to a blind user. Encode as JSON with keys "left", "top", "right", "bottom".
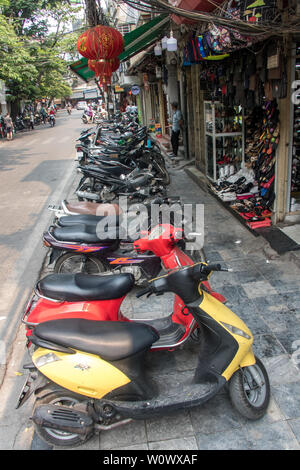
{"left": 54, "top": 253, "right": 105, "bottom": 275}
{"left": 229, "top": 356, "right": 270, "bottom": 420}
{"left": 33, "top": 387, "right": 92, "bottom": 447}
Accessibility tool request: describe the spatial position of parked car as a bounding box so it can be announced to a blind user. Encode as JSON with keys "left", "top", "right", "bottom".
{"left": 76, "top": 101, "right": 88, "bottom": 110}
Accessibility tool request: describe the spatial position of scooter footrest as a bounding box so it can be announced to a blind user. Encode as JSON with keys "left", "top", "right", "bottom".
{"left": 135, "top": 316, "right": 186, "bottom": 349}
{"left": 102, "top": 377, "right": 226, "bottom": 419}
{"left": 32, "top": 404, "right": 93, "bottom": 436}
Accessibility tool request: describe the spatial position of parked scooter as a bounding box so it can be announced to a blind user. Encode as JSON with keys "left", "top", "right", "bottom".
{"left": 48, "top": 196, "right": 178, "bottom": 218}
{"left": 75, "top": 166, "right": 166, "bottom": 203}
{"left": 42, "top": 203, "right": 210, "bottom": 282}
{"left": 17, "top": 261, "right": 270, "bottom": 447}
{"left": 23, "top": 224, "right": 226, "bottom": 343}
{"left": 48, "top": 199, "right": 122, "bottom": 217}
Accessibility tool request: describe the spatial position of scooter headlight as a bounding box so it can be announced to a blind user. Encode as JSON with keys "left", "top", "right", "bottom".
{"left": 35, "top": 352, "right": 61, "bottom": 368}
{"left": 220, "top": 322, "right": 251, "bottom": 340}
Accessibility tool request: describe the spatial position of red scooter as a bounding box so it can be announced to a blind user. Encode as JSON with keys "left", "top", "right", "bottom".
{"left": 23, "top": 224, "right": 226, "bottom": 351}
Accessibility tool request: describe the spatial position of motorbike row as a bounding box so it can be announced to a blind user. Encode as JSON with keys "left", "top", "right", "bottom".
{"left": 0, "top": 110, "right": 55, "bottom": 137}
{"left": 16, "top": 111, "right": 271, "bottom": 448}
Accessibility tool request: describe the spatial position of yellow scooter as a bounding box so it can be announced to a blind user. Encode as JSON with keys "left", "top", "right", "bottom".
{"left": 17, "top": 263, "right": 270, "bottom": 447}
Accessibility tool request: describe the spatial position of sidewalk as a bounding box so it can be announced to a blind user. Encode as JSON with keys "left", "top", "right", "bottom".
{"left": 1, "top": 151, "right": 300, "bottom": 450}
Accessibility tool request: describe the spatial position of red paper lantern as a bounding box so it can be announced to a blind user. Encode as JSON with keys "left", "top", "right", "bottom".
{"left": 85, "top": 25, "right": 124, "bottom": 60}
{"left": 94, "top": 59, "right": 112, "bottom": 78}
{"left": 77, "top": 31, "right": 90, "bottom": 58}
{"left": 88, "top": 58, "right": 119, "bottom": 77}
{"left": 88, "top": 59, "right": 96, "bottom": 72}
{"left": 109, "top": 57, "right": 120, "bottom": 72}
{"left": 99, "top": 75, "right": 111, "bottom": 85}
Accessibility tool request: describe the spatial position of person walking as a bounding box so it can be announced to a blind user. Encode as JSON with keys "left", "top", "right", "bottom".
{"left": 29, "top": 111, "right": 35, "bottom": 130}
{"left": 4, "top": 113, "right": 13, "bottom": 140}
{"left": 87, "top": 104, "right": 93, "bottom": 123}
{"left": 40, "top": 106, "right": 47, "bottom": 124}
{"left": 0, "top": 115, "right": 4, "bottom": 139}
{"left": 169, "top": 102, "right": 183, "bottom": 159}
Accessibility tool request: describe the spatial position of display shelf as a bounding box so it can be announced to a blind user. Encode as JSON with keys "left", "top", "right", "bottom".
{"left": 204, "top": 101, "right": 244, "bottom": 182}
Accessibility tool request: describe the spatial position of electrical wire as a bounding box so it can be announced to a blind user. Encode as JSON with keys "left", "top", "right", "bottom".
{"left": 121, "top": 0, "right": 300, "bottom": 36}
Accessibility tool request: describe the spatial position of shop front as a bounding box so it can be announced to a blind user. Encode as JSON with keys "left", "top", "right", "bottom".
{"left": 181, "top": 29, "right": 298, "bottom": 245}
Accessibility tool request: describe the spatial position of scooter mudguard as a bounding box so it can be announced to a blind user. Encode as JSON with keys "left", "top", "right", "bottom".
{"left": 49, "top": 248, "right": 62, "bottom": 265}
{"left": 32, "top": 348, "right": 131, "bottom": 399}
{"left": 197, "top": 291, "right": 256, "bottom": 381}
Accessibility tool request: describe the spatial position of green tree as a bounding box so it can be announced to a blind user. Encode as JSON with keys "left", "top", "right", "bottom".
{"left": 0, "top": 0, "right": 80, "bottom": 104}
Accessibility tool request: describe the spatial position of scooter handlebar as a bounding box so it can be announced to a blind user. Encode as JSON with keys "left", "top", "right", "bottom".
{"left": 191, "top": 263, "right": 229, "bottom": 280}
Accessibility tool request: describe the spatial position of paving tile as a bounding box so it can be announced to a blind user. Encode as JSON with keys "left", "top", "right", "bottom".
{"left": 252, "top": 334, "right": 286, "bottom": 358}
{"left": 264, "top": 355, "right": 300, "bottom": 386}
{"left": 251, "top": 294, "right": 291, "bottom": 313}
{"left": 275, "top": 323, "right": 300, "bottom": 355}
{"left": 114, "top": 443, "right": 149, "bottom": 451}
{"left": 215, "top": 284, "right": 250, "bottom": 305}
{"left": 272, "top": 382, "right": 300, "bottom": 419}
{"left": 189, "top": 393, "right": 242, "bottom": 436}
{"left": 99, "top": 420, "right": 147, "bottom": 450}
{"left": 269, "top": 279, "right": 300, "bottom": 295}
{"left": 288, "top": 417, "right": 300, "bottom": 442}
{"left": 241, "top": 280, "right": 278, "bottom": 298}
{"left": 146, "top": 410, "right": 194, "bottom": 443}
{"left": 233, "top": 270, "right": 266, "bottom": 285}
{"left": 148, "top": 436, "right": 198, "bottom": 450}
{"left": 217, "top": 248, "right": 248, "bottom": 261}
{"left": 195, "top": 428, "right": 252, "bottom": 450}
{"left": 244, "top": 420, "right": 300, "bottom": 450}
{"left": 202, "top": 250, "right": 225, "bottom": 263}
{"left": 237, "top": 311, "right": 271, "bottom": 336}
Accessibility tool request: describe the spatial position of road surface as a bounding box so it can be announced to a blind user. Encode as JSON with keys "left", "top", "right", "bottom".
{"left": 0, "top": 109, "right": 83, "bottom": 382}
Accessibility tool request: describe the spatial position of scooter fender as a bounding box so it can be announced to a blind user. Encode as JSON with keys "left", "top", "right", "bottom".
{"left": 196, "top": 291, "right": 256, "bottom": 381}
{"left": 16, "top": 368, "right": 50, "bottom": 409}
{"left": 49, "top": 247, "right": 62, "bottom": 265}
{"left": 32, "top": 348, "right": 131, "bottom": 400}
{"left": 24, "top": 297, "right": 127, "bottom": 336}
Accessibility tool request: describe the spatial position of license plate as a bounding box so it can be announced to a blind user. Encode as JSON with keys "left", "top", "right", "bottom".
{"left": 77, "top": 151, "right": 83, "bottom": 158}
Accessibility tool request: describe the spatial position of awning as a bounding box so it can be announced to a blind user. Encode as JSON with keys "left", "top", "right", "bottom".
{"left": 118, "top": 14, "right": 169, "bottom": 62}
{"left": 69, "top": 14, "right": 169, "bottom": 83}
{"left": 69, "top": 59, "right": 95, "bottom": 83}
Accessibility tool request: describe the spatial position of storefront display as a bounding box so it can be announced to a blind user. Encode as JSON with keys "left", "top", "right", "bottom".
{"left": 204, "top": 102, "right": 244, "bottom": 181}
{"left": 289, "top": 43, "right": 300, "bottom": 213}
{"left": 209, "top": 99, "right": 279, "bottom": 229}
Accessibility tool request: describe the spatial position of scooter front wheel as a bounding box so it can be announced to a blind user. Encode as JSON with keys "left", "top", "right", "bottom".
{"left": 229, "top": 356, "right": 270, "bottom": 420}
{"left": 54, "top": 253, "right": 105, "bottom": 275}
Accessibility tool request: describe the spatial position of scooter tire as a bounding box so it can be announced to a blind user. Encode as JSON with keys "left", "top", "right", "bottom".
{"left": 228, "top": 356, "right": 270, "bottom": 420}
{"left": 54, "top": 253, "right": 106, "bottom": 275}
{"left": 33, "top": 387, "right": 93, "bottom": 447}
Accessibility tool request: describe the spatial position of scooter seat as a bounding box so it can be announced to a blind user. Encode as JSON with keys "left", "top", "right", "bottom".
{"left": 52, "top": 224, "right": 119, "bottom": 243}
{"left": 32, "top": 318, "right": 159, "bottom": 361}
{"left": 38, "top": 272, "right": 135, "bottom": 302}
{"left": 58, "top": 214, "right": 121, "bottom": 228}
{"left": 62, "top": 201, "right": 121, "bottom": 216}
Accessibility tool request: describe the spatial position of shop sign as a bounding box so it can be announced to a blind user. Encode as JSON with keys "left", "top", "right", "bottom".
{"left": 131, "top": 85, "right": 140, "bottom": 95}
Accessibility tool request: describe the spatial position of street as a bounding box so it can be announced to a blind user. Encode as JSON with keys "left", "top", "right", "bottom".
{"left": 0, "top": 110, "right": 80, "bottom": 384}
